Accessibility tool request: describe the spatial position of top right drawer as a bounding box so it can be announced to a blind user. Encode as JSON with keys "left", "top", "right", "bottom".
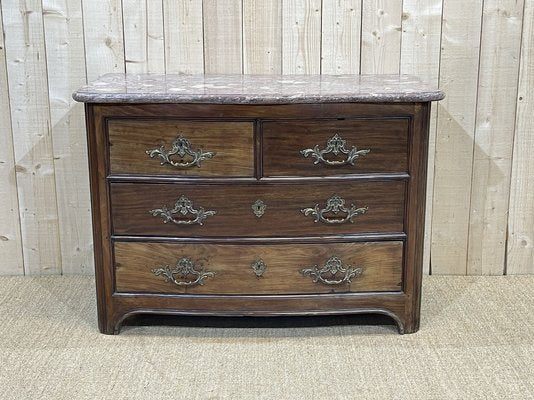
{"left": 262, "top": 118, "right": 409, "bottom": 177}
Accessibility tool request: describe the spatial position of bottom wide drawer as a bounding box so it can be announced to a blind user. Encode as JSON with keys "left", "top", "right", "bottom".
{"left": 114, "top": 241, "right": 403, "bottom": 295}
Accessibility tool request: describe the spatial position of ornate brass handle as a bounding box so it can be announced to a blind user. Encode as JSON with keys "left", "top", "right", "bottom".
{"left": 149, "top": 195, "right": 216, "bottom": 225}
{"left": 152, "top": 257, "right": 216, "bottom": 287}
{"left": 301, "top": 256, "right": 362, "bottom": 285}
{"left": 146, "top": 135, "right": 215, "bottom": 168}
{"left": 301, "top": 195, "right": 367, "bottom": 224}
{"left": 300, "top": 134, "right": 370, "bottom": 166}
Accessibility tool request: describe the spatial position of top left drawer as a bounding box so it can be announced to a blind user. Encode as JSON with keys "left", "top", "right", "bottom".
{"left": 108, "top": 120, "right": 255, "bottom": 177}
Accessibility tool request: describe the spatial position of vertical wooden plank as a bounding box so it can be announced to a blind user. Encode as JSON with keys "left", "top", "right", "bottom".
{"left": 243, "top": 0, "right": 281, "bottom": 74}
{"left": 203, "top": 0, "right": 242, "bottom": 74}
{"left": 507, "top": 0, "right": 534, "bottom": 274}
{"left": 122, "top": 0, "right": 164, "bottom": 73}
{"left": 2, "top": 0, "right": 61, "bottom": 274}
{"left": 123, "top": 0, "right": 147, "bottom": 73}
{"left": 82, "top": 0, "right": 124, "bottom": 81}
{"left": 431, "top": 0, "right": 483, "bottom": 275}
{"left": 43, "top": 0, "right": 94, "bottom": 274}
{"left": 163, "top": 0, "right": 204, "bottom": 74}
{"left": 321, "top": 0, "right": 361, "bottom": 74}
{"left": 0, "top": 5, "right": 24, "bottom": 275}
{"left": 282, "top": 0, "right": 321, "bottom": 74}
{"left": 147, "top": 0, "right": 165, "bottom": 73}
{"left": 400, "top": 0, "right": 443, "bottom": 274}
{"left": 467, "top": 0, "right": 525, "bottom": 275}
{"left": 361, "top": 0, "right": 402, "bottom": 74}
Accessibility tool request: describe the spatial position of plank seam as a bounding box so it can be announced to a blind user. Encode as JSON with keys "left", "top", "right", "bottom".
{"left": 201, "top": 0, "right": 206, "bottom": 73}
{"left": 120, "top": 0, "right": 126, "bottom": 73}
{"left": 358, "top": 0, "right": 363, "bottom": 74}
{"left": 0, "top": 4, "right": 25, "bottom": 275}
{"left": 398, "top": 0, "right": 404, "bottom": 75}
{"left": 319, "top": 0, "right": 323, "bottom": 75}
{"left": 80, "top": 0, "right": 89, "bottom": 84}
{"left": 429, "top": 0, "right": 445, "bottom": 276}
{"left": 161, "top": 0, "right": 166, "bottom": 73}
{"left": 429, "top": 0, "right": 446, "bottom": 276}
{"left": 279, "top": 0, "right": 283, "bottom": 74}
{"left": 144, "top": 0, "right": 148, "bottom": 69}
{"left": 241, "top": 0, "right": 244, "bottom": 74}
{"left": 465, "top": 0, "right": 486, "bottom": 275}
{"left": 505, "top": 0, "right": 529, "bottom": 276}
{"left": 40, "top": 0, "right": 63, "bottom": 275}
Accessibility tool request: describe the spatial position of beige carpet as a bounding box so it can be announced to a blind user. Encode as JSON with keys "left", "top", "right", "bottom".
{"left": 1, "top": 276, "right": 533, "bottom": 399}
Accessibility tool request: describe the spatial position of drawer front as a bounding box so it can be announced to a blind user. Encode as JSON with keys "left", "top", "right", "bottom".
{"left": 114, "top": 241, "right": 403, "bottom": 294}
{"left": 262, "top": 119, "right": 409, "bottom": 176}
{"left": 111, "top": 181, "right": 405, "bottom": 236}
{"left": 108, "top": 120, "right": 254, "bottom": 176}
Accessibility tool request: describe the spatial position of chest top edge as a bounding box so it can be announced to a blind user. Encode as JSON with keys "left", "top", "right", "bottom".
{"left": 73, "top": 74, "right": 445, "bottom": 104}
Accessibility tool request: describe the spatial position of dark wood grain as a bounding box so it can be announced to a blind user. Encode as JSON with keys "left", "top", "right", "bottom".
{"left": 108, "top": 119, "right": 254, "bottom": 176}
{"left": 402, "top": 103, "right": 431, "bottom": 333}
{"left": 114, "top": 241, "right": 403, "bottom": 295}
{"left": 110, "top": 181, "right": 406, "bottom": 236}
{"left": 85, "top": 104, "right": 115, "bottom": 334}
{"left": 109, "top": 293, "right": 409, "bottom": 334}
{"left": 94, "top": 102, "right": 417, "bottom": 120}
{"left": 263, "top": 118, "right": 409, "bottom": 176}
{"left": 111, "top": 232, "right": 407, "bottom": 244}
{"left": 83, "top": 101, "right": 431, "bottom": 335}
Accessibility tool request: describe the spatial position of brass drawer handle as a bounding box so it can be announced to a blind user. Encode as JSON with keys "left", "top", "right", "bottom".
{"left": 300, "top": 134, "right": 370, "bottom": 166}
{"left": 301, "top": 256, "right": 362, "bottom": 285}
{"left": 301, "top": 194, "right": 367, "bottom": 224}
{"left": 149, "top": 195, "right": 216, "bottom": 225}
{"left": 146, "top": 135, "right": 215, "bottom": 168}
{"left": 152, "top": 257, "right": 216, "bottom": 287}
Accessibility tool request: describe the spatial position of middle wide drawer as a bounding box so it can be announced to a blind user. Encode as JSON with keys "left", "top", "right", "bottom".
{"left": 110, "top": 181, "right": 405, "bottom": 237}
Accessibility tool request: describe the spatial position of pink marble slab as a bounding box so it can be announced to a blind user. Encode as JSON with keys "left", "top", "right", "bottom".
{"left": 73, "top": 73, "right": 444, "bottom": 104}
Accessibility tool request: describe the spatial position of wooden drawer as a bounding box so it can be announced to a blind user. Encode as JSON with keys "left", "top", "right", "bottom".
{"left": 108, "top": 119, "right": 254, "bottom": 176}
{"left": 110, "top": 181, "right": 405, "bottom": 237}
{"left": 114, "top": 241, "right": 403, "bottom": 295}
{"left": 262, "top": 119, "right": 409, "bottom": 176}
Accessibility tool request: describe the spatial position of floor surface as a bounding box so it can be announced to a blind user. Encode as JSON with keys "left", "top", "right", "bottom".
{"left": 0, "top": 275, "right": 533, "bottom": 399}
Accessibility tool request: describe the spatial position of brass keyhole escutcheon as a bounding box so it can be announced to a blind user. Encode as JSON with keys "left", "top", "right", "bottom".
{"left": 251, "top": 259, "right": 266, "bottom": 278}
{"left": 252, "top": 199, "right": 266, "bottom": 218}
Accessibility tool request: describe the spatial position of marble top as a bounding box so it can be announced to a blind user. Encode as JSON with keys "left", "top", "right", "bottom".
{"left": 72, "top": 74, "right": 444, "bottom": 104}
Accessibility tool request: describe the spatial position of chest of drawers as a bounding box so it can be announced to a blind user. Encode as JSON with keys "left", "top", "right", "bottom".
{"left": 74, "top": 74, "right": 444, "bottom": 334}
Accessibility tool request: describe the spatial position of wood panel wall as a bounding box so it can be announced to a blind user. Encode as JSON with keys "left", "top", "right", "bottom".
{"left": 0, "top": 0, "right": 532, "bottom": 275}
